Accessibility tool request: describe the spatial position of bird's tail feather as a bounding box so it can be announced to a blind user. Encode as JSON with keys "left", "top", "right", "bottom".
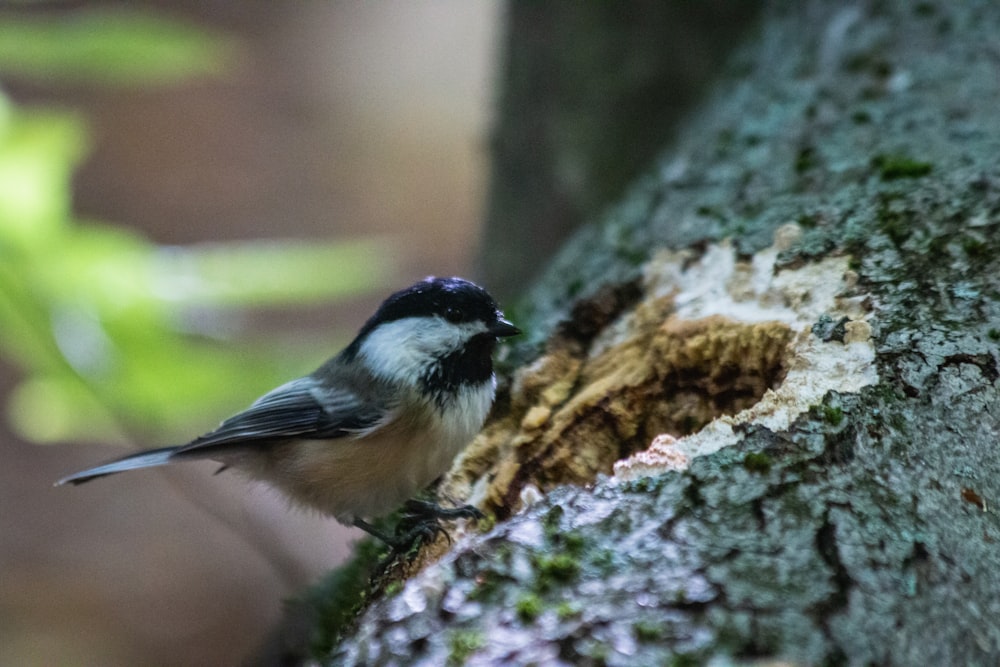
{"left": 55, "top": 446, "right": 180, "bottom": 486}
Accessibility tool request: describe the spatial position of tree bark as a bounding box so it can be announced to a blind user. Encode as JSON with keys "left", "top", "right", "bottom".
{"left": 331, "top": 2, "right": 1000, "bottom": 664}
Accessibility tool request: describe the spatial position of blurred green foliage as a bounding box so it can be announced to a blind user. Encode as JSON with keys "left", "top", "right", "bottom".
{"left": 0, "top": 8, "right": 233, "bottom": 86}
{"left": 0, "top": 9, "right": 392, "bottom": 446}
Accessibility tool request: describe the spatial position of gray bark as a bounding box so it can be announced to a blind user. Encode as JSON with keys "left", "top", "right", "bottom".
{"left": 330, "top": 2, "right": 1000, "bottom": 664}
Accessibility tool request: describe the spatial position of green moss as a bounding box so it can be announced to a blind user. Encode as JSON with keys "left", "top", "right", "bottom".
{"left": 794, "top": 145, "right": 819, "bottom": 174}
{"left": 566, "top": 277, "right": 584, "bottom": 299}
{"left": 543, "top": 504, "right": 565, "bottom": 537}
{"left": 872, "top": 60, "right": 893, "bottom": 78}
{"left": 466, "top": 569, "right": 500, "bottom": 602}
{"left": 880, "top": 214, "right": 909, "bottom": 245}
{"left": 988, "top": 329, "right": 1000, "bottom": 341}
{"left": 614, "top": 242, "right": 649, "bottom": 267}
{"left": 670, "top": 653, "right": 702, "bottom": 667}
{"left": 516, "top": 593, "right": 543, "bottom": 623}
{"left": 796, "top": 212, "right": 819, "bottom": 229}
{"left": 672, "top": 589, "right": 692, "bottom": 605}
{"left": 716, "top": 127, "right": 735, "bottom": 152}
{"left": 876, "top": 195, "right": 912, "bottom": 245}
{"left": 537, "top": 553, "right": 581, "bottom": 582}
{"left": 478, "top": 515, "right": 496, "bottom": 533}
{"left": 635, "top": 476, "right": 657, "bottom": 493}
{"left": 851, "top": 109, "right": 873, "bottom": 124}
{"left": 591, "top": 547, "right": 617, "bottom": 574}
{"left": 563, "top": 530, "right": 586, "bottom": 555}
{"left": 844, "top": 52, "right": 892, "bottom": 78}
{"left": 634, "top": 620, "right": 665, "bottom": 642}
{"left": 300, "top": 537, "right": 388, "bottom": 659}
{"left": 581, "top": 641, "right": 609, "bottom": 662}
{"left": 823, "top": 405, "right": 845, "bottom": 426}
{"left": 556, "top": 601, "right": 580, "bottom": 620}
{"left": 742, "top": 451, "right": 773, "bottom": 474}
{"left": 872, "top": 154, "right": 933, "bottom": 180}
{"left": 926, "top": 233, "right": 951, "bottom": 258}
{"left": 623, "top": 474, "right": 667, "bottom": 494}
{"left": 448, "top": 630, "right": 484, "bottom": 665}
{"left": 961, "top": 237, "right": 988, "bottom": 260}
{"left": 695, "top": 204, "right": 726, "bottom": 221}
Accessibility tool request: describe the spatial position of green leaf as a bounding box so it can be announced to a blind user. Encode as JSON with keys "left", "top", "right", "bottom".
{"left": 0, "top": 107, "right": 88, "bottom": 245}
{"left": 0, "top": 72, "right": 400, "bottom": 448}
{"left": 0, "top": 8, "right": 234, "bottom": 86}
{"left": 8, "top": 375, "right": 126, "bottom": 444}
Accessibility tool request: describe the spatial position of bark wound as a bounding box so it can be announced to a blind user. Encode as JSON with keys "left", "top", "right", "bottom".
{"left": 452, "top": 287, "right": 794, "bottom": 520}
{"left": 442, "top": 231, "right": 875, "bottom": 528}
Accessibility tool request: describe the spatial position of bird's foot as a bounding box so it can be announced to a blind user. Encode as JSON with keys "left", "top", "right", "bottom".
{"left": 353, "top": 500, "right": 482, "bottom": 555}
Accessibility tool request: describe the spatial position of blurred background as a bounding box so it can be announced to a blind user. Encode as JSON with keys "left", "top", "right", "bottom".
{"left": 1, "top": 2, "right": 499, "bottom": 665}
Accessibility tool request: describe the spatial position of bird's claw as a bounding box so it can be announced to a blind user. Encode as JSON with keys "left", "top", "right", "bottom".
{"left": 390, "top": 501, "right": 482, "bottom": 551}
{"left": 354, "top": 500, "right": 483, "bottom": 562}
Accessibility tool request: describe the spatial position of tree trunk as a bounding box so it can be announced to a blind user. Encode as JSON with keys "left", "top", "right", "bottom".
{"left": 478, "top": 0, "right": 760, "bottom": 300}
{"left": 331, "top": 2, "right": 1000, "bottom": 664}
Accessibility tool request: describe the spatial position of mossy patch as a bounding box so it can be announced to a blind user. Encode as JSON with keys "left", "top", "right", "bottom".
{"left": 447, "top": 630, "right": 484, "bottom": 665}
{"left": 515, "top": 593, "right": 543, "bottom": 622}
{"left": 872, "top": 154, "right": 933, "bottom": 180}
{"left": 742, "top": 451, "right": 773, "bottom": 474}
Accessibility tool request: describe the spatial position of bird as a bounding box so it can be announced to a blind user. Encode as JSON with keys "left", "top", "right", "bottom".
{"left": 57, "top": 276, "right": 520, "bottom": 548}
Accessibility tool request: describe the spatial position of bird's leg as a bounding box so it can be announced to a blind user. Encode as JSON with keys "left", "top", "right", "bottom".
{"left": 352, "top": 517, "right": 398, "bottom": 547}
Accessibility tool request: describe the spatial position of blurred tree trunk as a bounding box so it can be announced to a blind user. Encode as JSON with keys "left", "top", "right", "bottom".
{"left": 478, "top": 0, "right": 761, "bottom": 300}
{"left": 331, "top": 2, "right": 1000, "bottom": 664}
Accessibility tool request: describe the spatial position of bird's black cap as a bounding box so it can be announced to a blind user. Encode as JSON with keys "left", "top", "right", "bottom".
{"left": 376, "top": 277, "right": 499, "bottom": 325}
{"left": 345, "top": 277, "right": 516, "bottom": 357}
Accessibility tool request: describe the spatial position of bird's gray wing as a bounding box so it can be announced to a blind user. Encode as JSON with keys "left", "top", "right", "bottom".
{"left": 175, "top": 375, "right": 390, "bottom": 456}
{"left": 55, "top": 375, "right": 392, "bottom": 485}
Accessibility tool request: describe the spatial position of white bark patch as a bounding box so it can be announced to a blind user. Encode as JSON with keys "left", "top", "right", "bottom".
{"left": 614, "top": 224, "right": 878, "bottom": 481}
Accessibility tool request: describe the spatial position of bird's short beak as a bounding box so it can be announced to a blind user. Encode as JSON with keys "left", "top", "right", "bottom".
{"left": 491, "top": 317, "right": 521, "bottom": 338}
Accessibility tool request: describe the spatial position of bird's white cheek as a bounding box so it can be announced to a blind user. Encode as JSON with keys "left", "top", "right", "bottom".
{"left": 357, "top": 317, "right": 486, "bottom": 386}
{"left": 357, "top": 319, "right": 432, "bottom": 385}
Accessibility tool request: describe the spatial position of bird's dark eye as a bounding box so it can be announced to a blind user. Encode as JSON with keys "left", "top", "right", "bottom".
{"left": 444, "top": 306, "right": 464, "bottom": 323}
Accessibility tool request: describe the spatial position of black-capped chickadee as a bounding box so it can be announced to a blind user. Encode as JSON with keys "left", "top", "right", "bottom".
{"left": 57, "top": 277, "right": 520, "bottom": 547}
